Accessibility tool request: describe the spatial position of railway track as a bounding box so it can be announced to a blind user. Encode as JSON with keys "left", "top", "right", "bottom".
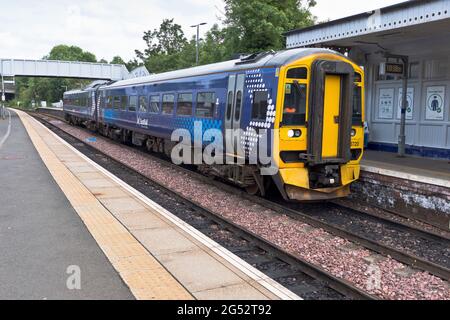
{"left": 32, "top": 111, "right": 378, "bottom": 300}
{"left": 33, "top": 109, "right": 450, "bottom": 288}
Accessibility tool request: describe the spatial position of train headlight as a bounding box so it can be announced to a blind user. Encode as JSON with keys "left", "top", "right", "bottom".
{"left": 288, "top": 129, "right": 302, "bottom": 138}
{"left": 351, "top": 129, "right": 357, "bottom": 137}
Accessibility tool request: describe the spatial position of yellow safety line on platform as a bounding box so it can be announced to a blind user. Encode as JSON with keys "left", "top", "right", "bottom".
{"left": 15, "top": 109, "right": 193, "bottom": 301}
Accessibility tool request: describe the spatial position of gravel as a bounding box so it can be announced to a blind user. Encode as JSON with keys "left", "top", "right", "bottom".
{"left": 46, "top": 118, "right": 450, "bottom": 300}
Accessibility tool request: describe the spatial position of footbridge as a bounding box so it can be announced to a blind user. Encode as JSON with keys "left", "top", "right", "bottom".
{"left": 0, "top": 58, "right": 149, "bottom": 102}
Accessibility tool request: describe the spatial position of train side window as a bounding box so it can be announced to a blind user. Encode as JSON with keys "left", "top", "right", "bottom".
{"left": 352, "top": 86, "right": 363, "bottom": 125}
{"left": 162, "top": 94, "right": 175, "bottom": 115}
{"left": 129, "top": 96, "right": 137, "bottom": 112}
{"left": 139, "top": 96, "right": 148, "bottom": 112}
{"left": 226, "top": 91, "right": 233, "bottom": 120}
{"left": 106, "top": 96, "right": 113, "bottom": 109}
{"left": 177, "top": 93, "right": 193, "bottom": 116}
{"left": 234, "top": 91, "right": 242, "bottom": 121}
{"left": 283, "top": 83, "right": 307, "bottom": 126}
{"left": 287, "top": 67, "right": 308, "bottom": 79}
{"left": 150, "top": 95, "right": 161, "bottom": 114}
{"left": 121, "top": 96, "right": 128, "bottom": 111}
{"left": 196, "top": 92, "right": 216, "bottom": 118}
{"left": 252, "top": 91, "right": 269, "bottom": 120}
{"left": 113, "top": 96, "right": 121, "bottom": 109}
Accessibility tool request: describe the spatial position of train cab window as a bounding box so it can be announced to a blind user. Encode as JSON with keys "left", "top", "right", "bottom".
{"left": 287, "top": 67, "right": 308, "bottom": 79}
{"left": 196, "top": 92, "right": 216, "bottom": 118}
{"left": 352, "top": 86, "right": 363, "bottom": 125}
{"left": 282, "top": 83, "right": 307, "bottom": 126}
{"left": 252, "top": 91, "right": 269, "bottom": 120}
{"left": 139, "top": 96, "right": 148, "bottom": 112}
{"left": 234, "top": 91, "right": 242, "bottom": 121}
{"left": 129, "top": 96, "right": 137, "bottom": 112}
{"left": 162, "top": 94, "right": 175, "bottom": 115}
{"left": 106, "top": 96, "right": 113, "bottom": 109}
{"left": 121, "top": 96, "right": 128, "bottom": 111}
{"left": 177, "top": 93, "right": 193, "bottom": 116}
{"left": 150, "top": 95, "right": 161, "bottom": 114}
{"left": 113, "top": 96, "right": 121, "bottom": 109}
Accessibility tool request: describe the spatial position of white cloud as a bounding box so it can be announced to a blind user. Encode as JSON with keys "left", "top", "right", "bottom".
{"left": 0, "top": 0, "right": 408, "bottom": 62}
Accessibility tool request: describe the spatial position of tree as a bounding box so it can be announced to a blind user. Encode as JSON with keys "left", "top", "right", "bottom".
{"left": 134, "top": 1, "right": 316, "bottom": 73}
{"left": 110, "top": 56, "right": 126, "bottom": 65}
{"left": 135, "top": 19, "right": 192, "bottom": 73}
{"left": 45, "top": 45, "right": 97, "bottom": 62}
{"left": 15, "top": 45, "right": 99, "bottom": 108}
{"left": 223, "top": 0, "right": 316, "bottom": 53}
{"left": 200, "top": 24, "right": 231, "bottom": 65}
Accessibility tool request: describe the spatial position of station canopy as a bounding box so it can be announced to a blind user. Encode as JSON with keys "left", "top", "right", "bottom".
{"left": 285, "top": 0, "right": 450, "bottom": 63}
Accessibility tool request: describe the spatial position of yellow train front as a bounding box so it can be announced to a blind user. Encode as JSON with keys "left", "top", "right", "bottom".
{"left": 273, "top": 51, "right": 364, "bottom": 201}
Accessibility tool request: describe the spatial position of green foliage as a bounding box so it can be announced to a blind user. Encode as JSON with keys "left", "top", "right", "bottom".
{"left": 45, "top": 45, "right": 97, "bottom": 62}
{"left": 15, "top": 45, "right": 99, "bottom": 108}
{"left": 110, "top": 56, "right": 126, "bottom": 65}
{"left": 136, "top": 1, "right": 315, "bottom": 73}
{"left": 223, "top": 0, "right": 315, "bottom": 53}
{"left": 135, "top": 19, "right": 195, "bottom": 73}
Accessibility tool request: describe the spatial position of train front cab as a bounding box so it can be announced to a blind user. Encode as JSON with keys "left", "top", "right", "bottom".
{"left": 273, "top": 54, "right": 365, "bottom": 201}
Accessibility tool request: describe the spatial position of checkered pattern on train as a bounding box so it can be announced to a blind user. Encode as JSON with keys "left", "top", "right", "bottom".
{"left": 242, "top": 68, "right": 276, "bottom": 156}
{"left": 174, "top": 117, "right": 223, "bottom": 137}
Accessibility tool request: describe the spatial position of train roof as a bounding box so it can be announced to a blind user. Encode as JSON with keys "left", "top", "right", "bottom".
{"left": 106, "top": 48, "right": 337, "bottom": 89}
{"left": 64, "top": 80, "right": 111, "bottom": 96}
{"left": 64, "top": 89, "right": 88, "bottom": 96}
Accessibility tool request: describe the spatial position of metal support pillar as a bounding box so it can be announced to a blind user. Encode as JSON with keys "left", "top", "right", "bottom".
{"left": 385, "top": 53, "right": 409, "bottom": 157}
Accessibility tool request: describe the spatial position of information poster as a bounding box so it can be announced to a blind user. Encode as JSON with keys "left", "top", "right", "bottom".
{"left": 378, "top": 88, "right": 394, "bottom": 119}
{"left": 397, "top": 88, "right": 414, "bottom": 120}
{"left": 426, "top": 86, "right": 446, "bottom": 120}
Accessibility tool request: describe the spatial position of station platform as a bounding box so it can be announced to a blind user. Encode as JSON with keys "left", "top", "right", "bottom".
{"left": 0, "top": 109, "right": 298, "bottom": 300}
{"left": 361, "top": 150, "right": 450, "bottom": 188}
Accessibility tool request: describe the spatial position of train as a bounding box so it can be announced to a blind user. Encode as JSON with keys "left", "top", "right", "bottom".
{"left": 63, "top": 48, "right": 365, "bottom": 201}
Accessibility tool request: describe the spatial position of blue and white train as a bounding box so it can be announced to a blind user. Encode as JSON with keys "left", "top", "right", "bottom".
{"left": 64, "top": 48, "right": 365, "bottom": 201}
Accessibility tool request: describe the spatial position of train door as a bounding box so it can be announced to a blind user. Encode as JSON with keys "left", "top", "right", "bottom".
{"left": 308, "top": 60, "right": 353, "bottom": 165}
{"left": 225, "top": 73, "right": 245, "bottom": 157}
{"left": 322, "top": 75, "right": 341, "bottom": 158}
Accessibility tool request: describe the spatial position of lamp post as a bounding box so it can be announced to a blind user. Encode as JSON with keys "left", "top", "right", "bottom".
{"left": 384, "top": 53, "right": 409, "bottom": 158}
{"left": 191, "top": 22, "right": 207, "bottom": 65}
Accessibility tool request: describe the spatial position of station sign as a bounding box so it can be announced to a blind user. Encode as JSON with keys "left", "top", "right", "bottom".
{"left": 378, "top": 88, "right": 394, "bottom": 119}
{"left": 426, "top": 86, "right": 445, "bottom": 121}
{"left": 379, "top": 62, "right": 404, "bottom": 76}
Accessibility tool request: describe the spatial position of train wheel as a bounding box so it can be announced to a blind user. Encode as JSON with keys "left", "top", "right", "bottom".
{"left": 245, "top": 184, "right": 261, "bottom": 196}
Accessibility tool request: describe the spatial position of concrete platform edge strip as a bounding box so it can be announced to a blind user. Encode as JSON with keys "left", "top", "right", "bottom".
{"left": 14, "top": 109, "right": 194, "bottom": 301}
{"left": 361, "top": 165, "right": 450, "bottom": 189}
{"left": 21, "top": 110, "right": 301, "bottom": 301}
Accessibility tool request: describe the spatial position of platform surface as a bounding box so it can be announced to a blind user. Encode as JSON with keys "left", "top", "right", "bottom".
{"left": 0, "top": 109, "right": 298, "bottom": 301}
{"left": 362, "top": 150, "right": 450, "bottom": 188}
{"left": 0, "top": 110, "right": 134, "bottom": 300}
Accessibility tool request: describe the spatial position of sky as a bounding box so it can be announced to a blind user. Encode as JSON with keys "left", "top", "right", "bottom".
{"left": 0, "top": 0, "right": 407, "bottom": 63}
